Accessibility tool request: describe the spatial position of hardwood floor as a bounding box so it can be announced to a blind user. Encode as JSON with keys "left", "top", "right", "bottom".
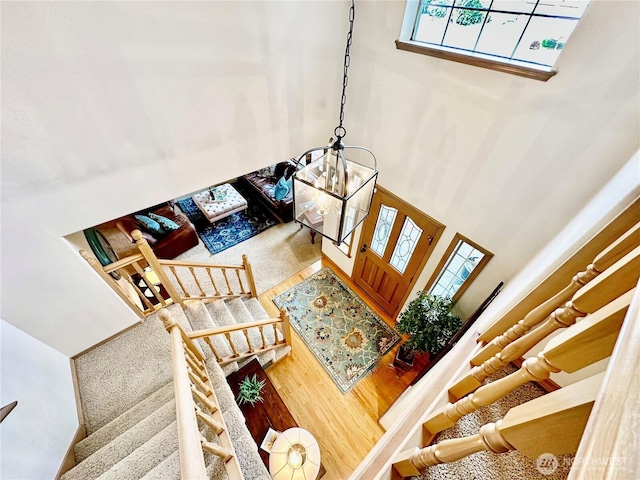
{"left": 257, "top": 257, "right": 430, "bottom": 479}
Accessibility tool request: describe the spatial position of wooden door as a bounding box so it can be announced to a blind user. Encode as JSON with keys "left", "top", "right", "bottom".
{"left": 353, "top": 187, "right": 444, "bottom": 318}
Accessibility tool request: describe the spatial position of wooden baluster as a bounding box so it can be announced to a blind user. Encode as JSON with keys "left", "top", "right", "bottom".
{"left": 132, "top": 231, "right": 184, "bottom": 307}
{"left": 242, "top": 328, "right": 254, "bottom": 353}
{"left": 243, "top": 254, "right": 257, "bottom": 297}
{"left": 221, "top": 269, "right": 233, "bottom": 295}
{"left": 122, "top": 268, "right": 155, "bottom": 312}
{"left": 132, "top": 262, "right": 167, "bottom": 307}
{"left": 204, "top": 337, "right": 224, "bottom": 363}
{"left": 394, "top": 373, "right": 604, "bottom": 476}
{"left": 201, "top": 440, "right": 233, "bottom": 462}
{"left": 80, "top": 250, "right": 148, "bottom": 319}
{"left": 258, "top": 325, "right": 267, "bottom": 348}
{"left": 473, "top": 221, "right": 640, "bottom": 365}
{"left": 188, "top": 267, "right": 206, "bottom": 297}
{"left": 170, "top": 266, "right": 190, "bottom": 298}
{"left": 449, "top": 245, "right": 640, "bottom": 400}
{"left": 425, "top": 289, "right": 631, "bottom": 435}
{"left": 235, "top": 269, "right": 246, "bottom": 294}
{"left": 225, "top": 332, "right": 239, "bottom": 357}
{"left": 188, "top": 367, "right": 212, "bottom": 396}
{"left": 185, "top": 355, "right": 206, "bottom": 381}
{"left": 182, "top": 342, "right": 204, "bottom": 370}
{"left": 191, "top": 386, "right": 218, "bottom": 414}
{"left": 206, "top": 268, "right": 221, "bottom": 296}
{"left": 195, "top": 406, "right": 224, "bottom": 435}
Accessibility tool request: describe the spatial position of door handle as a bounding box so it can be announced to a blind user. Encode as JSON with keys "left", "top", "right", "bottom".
{"left": 360, "top": 244, "right": 368, "bottom": 253}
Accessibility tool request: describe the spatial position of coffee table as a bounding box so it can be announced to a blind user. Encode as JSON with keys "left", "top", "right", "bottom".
{"left": 192, "top": 183, "right": 248, "bottom": 224}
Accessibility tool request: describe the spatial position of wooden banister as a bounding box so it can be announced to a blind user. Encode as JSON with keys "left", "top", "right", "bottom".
{"left": 473, "top": 221, "right": 640, "bottom": 366}
{"left": 568, "top": 279, "right": 640, "bottom": 480}
{"left": 187, "top": 317, "right": 286, "bottom": 339}
{"left": 159, "top": 310, "right": 208, "bottom": 479}
{"left": 394, "top": 373, "right": 604, "bottom": 476}
{"left": 449, "top": 245, "right": 640, "bottom": 400}
{"left": 424, "top": 289, "right": 632, "bottom": 435}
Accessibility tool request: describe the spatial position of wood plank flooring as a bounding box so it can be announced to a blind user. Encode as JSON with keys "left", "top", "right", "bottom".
{"left": 257, "top": 257, "right": 429, "bottom": 479}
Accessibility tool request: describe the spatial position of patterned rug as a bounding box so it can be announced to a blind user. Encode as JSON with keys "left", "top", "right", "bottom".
{"left": 176, "top": 183, "right": 279, "bottom": 255}
{"left": 273, "top": 267, "right": 401, "bottom": 393}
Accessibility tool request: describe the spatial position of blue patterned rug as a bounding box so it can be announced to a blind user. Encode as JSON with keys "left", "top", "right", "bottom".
{"left": 273, "top": 267, "right": 401, "bottom": 393}
{"left": 176, "top": 183, "right": 279, "bottom": 255}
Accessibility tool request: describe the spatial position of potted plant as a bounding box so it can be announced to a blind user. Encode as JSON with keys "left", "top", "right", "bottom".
{"left": 236, "top": 374, "right": 266, "bottom": 407}
{"left": 394, "top": 291, "right": 462, "bottom": 369}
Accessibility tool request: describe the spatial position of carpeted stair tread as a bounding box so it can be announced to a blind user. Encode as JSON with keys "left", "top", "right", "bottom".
{"left": 75, "top": 381, "right": 175, "bottom": 463}
{"left": 221, "top": 408, "right": 271, "bottom": 480}
{"left": 184, "top": 301, "right": 238, "bottom": 375}
{"left": 140, "top": 449, "right": 181, "bottom": 480}
{"left": 225, "top": 298, "right": 276, "bottom": 365}
{"left": 74, "top": 315, "right": 174, "bottom": 435}
{"left": 62, "top": 400, "right": 176, "bottom": 480}
{"left": 206, "top": 456, "right": 230, "bottom": 480}
{"left": 243, "top": 297, "right": 286, "bottom": 344}
{"left": 203, "top": 355, "right": 244, "bottom": 416}
{"left": 206, "top": 299, "right": 251, "bottom": 353}
{"left": 95, "top": 421, "right": 179, "bottom": 480}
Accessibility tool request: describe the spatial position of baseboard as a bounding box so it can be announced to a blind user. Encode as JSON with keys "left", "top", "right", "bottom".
{"left": 512, "top": 357, "right": 561, "bottom": 392}
{"left": 55, "top": 424, "right": 86, "bottom": 479}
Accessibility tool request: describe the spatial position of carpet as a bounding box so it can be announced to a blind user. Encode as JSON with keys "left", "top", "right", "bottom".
{"left": 273, "top": 267, "right": 401, "bottom": 393}
{"left": 176, "top": 183, "right": 279, "bottom": 255}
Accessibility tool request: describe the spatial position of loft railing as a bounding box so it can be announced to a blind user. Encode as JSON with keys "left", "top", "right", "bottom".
{"left": 81, "top": 229, "right": 257, "bottom": 319}
{"left": 351, "top": 216, "right": 640, "bottom": 480}
{"left": 160, "top": 309, "right": 244, "bottom": 480}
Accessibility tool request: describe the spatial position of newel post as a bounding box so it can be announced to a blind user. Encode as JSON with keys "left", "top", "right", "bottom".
{"left": 280, "top": 307, "right": 293, "bottom": 350}
{"left": 132, "top": 230, "right": 185, "bottom": 308}
{"left": 242, "top": 254, "right": 258, "bottom": 297}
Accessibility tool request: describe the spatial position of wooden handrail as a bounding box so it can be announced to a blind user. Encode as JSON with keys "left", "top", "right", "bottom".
{"left": 159, "top": 310, "right": 208, "bottom": 479}
{"left": 567, "top": 279, "right": 640, "bottom": 480}
{"left": 473, "top": 221, "right": 640, "bottom": 366}
{"left": 449, "top": 245, "right": 640, "bottom": 400}
{"left": 187, "top": 317, "right": 285, "bottom": 339}
{"left": 158, "top": 259, "right": 248, "bottom": 270}
{"left": 394, "top": 373, "right": 604, "bottom": 476}
{"left": 424, "top": 289, "right": 632, "bottom": 436}
{"left": 101, "top": 253, "right": 145, "bottom": 273}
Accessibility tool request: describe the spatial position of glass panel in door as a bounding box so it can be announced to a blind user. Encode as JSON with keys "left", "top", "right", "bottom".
{"left": 370, "top": 205, "right": 397, "bottom": 257}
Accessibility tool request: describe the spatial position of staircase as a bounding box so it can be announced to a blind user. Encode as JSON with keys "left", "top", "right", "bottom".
{"left": 65, "top": 297, "right": 291, "bottom": 480}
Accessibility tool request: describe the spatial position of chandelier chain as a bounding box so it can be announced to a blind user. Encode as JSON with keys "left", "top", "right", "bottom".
{"left": 334, "top": 0, "right": 355, "bottom": 143}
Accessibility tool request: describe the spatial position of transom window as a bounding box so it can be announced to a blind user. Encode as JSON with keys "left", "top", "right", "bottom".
{"left": 398, "top": 0, "right": 590, "bottom": 80}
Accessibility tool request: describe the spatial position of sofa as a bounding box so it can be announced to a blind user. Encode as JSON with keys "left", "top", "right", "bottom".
{"left": 238, "top": 158, "right": 299, "bottom": 222}
{"left": 116, "top": 203, "right": 199, "bottom": 259}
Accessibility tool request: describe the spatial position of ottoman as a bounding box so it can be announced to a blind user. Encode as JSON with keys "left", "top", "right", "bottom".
{"left": 193, "top": 183, "right": 248, "bottom": 224}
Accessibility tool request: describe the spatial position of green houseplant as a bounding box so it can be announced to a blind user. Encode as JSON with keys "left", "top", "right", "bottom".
{"left": 236, "top": 374, "right": 266, "bottom": 407}
{"left": 395, "top": 292, "right": 462, "bottom": 367}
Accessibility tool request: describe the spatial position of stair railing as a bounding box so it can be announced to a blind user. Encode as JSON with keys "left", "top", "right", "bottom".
{"left": 160, "top": 309, "right": 244, "bottom": 480}
{"left": 448, "top": 244, "right": 640, "bottom": 400}
{"left": 187, "top": 307, "right": 292, "bottom": 366}
{"left": 81, "top": 229, "right": 258, "bottom": 319}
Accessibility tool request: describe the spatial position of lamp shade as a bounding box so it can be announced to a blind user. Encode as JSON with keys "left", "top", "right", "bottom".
{"left": 269, "top": 428, "right": 321, "bottom": 480}
{"left": 293, "top": 146, "right": 377, "bottom": 245}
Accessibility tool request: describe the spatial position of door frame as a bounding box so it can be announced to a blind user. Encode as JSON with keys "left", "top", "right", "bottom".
{"left": 353, "top": 185, "right": 446, "bottom": 318}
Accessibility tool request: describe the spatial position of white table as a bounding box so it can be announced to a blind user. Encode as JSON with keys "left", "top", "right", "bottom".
{"left": 192, "top": 183, "right": 248, "bottom": 224}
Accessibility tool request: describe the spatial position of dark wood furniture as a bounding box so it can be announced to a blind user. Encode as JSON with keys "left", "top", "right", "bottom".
{"left": 226, "top": 359, "right": 325, "bottom": 478}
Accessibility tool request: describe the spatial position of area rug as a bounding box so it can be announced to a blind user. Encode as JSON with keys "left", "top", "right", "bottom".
{"left": 176, "top": 183, "right": 279, "bottom": 255}
{"left": 273, "top": 267, "right": 401, "bottom": 393}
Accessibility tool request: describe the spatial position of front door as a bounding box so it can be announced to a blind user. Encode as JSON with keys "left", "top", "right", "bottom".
{"left": 353, "top": 187, "right": 444, "bottom": 318}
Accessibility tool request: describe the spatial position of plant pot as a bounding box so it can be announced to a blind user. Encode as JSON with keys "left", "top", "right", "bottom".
{"left": 393, "top": 343, "right": 415, "bottom": 371}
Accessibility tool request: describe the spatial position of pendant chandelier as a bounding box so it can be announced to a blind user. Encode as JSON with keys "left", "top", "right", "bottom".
{"left": 289, "top": 0, "right": 378, "bottom": 245}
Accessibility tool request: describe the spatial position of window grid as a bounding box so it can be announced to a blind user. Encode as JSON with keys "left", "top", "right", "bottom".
{"left": 389, "top": 217, "right": 423, "bottom": 274}
{"left": 370, "top": 205, "right": 398, "bottom": 258}
{"left": 429, "top": 240, "right": 485, "bottom": 298}
{"left": 412, "top": 0, "right": 588, "bottom": 68}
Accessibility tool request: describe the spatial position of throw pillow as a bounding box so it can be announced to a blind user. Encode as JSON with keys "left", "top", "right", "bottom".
{"left": 274, "top": 176, "right": 292, "bottom": 201}
{"left": 148, "top": 212, "right": 180, "bottom": 231}
{"left": 134, "top": 214, "right": 166, "bottom": 236}
{"left": 256, "top": 165, "right": 275, "bottom": 178}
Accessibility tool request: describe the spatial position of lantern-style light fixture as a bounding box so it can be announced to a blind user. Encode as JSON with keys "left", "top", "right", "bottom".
{"left": 288, "top": 0, "right": 378, "bottom": 245}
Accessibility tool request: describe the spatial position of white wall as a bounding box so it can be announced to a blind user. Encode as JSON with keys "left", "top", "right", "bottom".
{"left": 323, "top": 0, "right": 640, "bottom": 317}
{"left": 0, "top": 320, "right": 78, "bottom": 479}
{"left": 2, "top": 1, "right": 638, "bottom": 352}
